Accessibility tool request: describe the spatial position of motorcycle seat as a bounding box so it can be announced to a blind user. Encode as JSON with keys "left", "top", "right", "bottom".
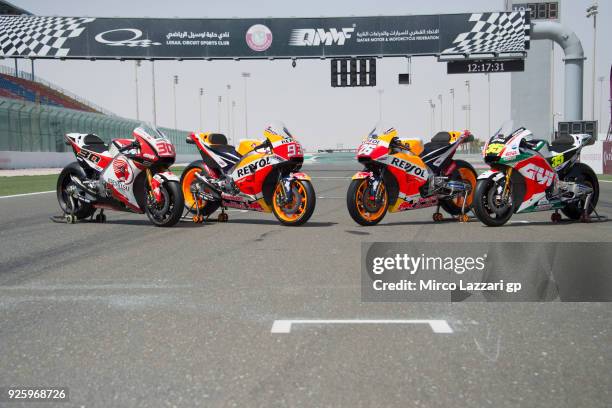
{"left": 549, "top": 134, "right": 576, "bottom": 153}
{"left": 207, "top": 133, "right": 242, "bottom": 165}
{"left": 421, "top": 132, "right": 452, "bottom": 157}
{"left": 82, "top": 134, "right": 108, "bottom": 153}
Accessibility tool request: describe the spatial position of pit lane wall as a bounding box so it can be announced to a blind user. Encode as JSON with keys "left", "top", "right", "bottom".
{"left": 0, "top": 97, "right": 195, "bottom": 169}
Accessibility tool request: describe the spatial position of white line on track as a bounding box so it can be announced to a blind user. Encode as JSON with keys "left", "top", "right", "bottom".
{"left": 600, "top": 180, "right": 612, "bottom": 183}
{"left": 271, "top": 319, "right": 453, "bottom": 334}
{"left": 0, "top": 190, "right": 54, "bottom": 199}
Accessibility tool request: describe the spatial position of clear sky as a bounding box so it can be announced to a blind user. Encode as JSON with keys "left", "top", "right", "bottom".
{"left": 3, "top": 0, "right": 610, "bottom": 150}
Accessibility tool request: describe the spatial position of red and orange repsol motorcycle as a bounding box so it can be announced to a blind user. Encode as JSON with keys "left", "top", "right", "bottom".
{"left": 181, "top": 122, "right": 315, "bottom": 226}
{"left": 347, "top": 125, "right": 477, "bottom": 225}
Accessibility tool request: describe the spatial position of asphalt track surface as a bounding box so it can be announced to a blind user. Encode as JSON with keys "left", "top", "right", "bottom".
{"left": 1, "top": 163, "right": 610, "bottom": 408}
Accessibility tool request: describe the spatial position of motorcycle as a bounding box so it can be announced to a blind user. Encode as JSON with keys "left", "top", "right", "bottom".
{"left": 473, "top": 121, "right": 599, "bottom": 226}
{"left": 347, "top": 124, "right": 477, "bottom": 225}
{"left": 57, "top": 125, "right": 184, "bottom": 227}
{"left": 180, "top": 121, "right": 316, "bottom": 226}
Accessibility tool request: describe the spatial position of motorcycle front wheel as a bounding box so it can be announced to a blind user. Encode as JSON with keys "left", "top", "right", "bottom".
{"left": 346, "top": 178, "right": 388, "bottom": 226}
{"left": 145, "top": 181, "right": 184, "bottom": 227}
{"left": 271, "top": 179, "right": 316, "bottom": 226}
{"left": 472, "top": 177, "right": 515, "bottom": 227}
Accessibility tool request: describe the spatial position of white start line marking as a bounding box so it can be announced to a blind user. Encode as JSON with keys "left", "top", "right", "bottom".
{"left": 0, "top": 190, "right": 55, "bottom": 199}
{"left": 271, "top": 319, "right": 453, "bottom": 334}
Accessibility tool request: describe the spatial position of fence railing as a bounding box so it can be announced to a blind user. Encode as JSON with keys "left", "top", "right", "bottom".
{"left": 0, "top": 97, "right": 192, "bottom": 155}
{"left": 0, "top": 64, "right": 117, "bottom": 116}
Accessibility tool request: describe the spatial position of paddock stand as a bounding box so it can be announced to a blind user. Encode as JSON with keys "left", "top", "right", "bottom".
{"left": 432, "top": 190, "right": 471, "bottom": 223}
{"left": 550, "top": 193, "right": 608, "bottom": 223}
{"left": 50, "top": 194, "right": 106, "bottom": 224}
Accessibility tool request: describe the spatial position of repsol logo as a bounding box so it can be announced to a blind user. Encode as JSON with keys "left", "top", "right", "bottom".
{"left": 390, "top": 157, "right": 427, "bottom": 178}
{"left": 236, "top": 157, "right": 271, "bottom": 178}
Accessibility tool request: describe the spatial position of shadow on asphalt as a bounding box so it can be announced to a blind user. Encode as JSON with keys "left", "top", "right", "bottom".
{"left": 219, "top": 219, "right": 338, "bottom": 227}
{"left": 101, "top": 219, "right": 203, "bottom": 228}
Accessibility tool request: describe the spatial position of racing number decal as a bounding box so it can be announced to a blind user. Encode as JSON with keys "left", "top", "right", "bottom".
{"left": 551, "top": 154, "right": 564, "bottom": 168}
{"left": 486, "top": 143, "right": 504, "bottom": 155}
{"left": 77, "top": 149, "right": 101, "bottom": 164}
{"left": 156, "top": 141, "right": 175, "bottom": 156}
{"left": 287, "top": 143, "right": 302, "bottom": 157}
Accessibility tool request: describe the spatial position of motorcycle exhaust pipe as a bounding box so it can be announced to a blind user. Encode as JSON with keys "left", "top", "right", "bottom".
{"left": 194, "top": 173, "right": 222, "bottom": 200}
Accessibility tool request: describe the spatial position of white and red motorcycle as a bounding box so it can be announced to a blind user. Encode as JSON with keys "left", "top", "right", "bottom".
{"left": 57, "top": 125, "right": 184, "bottom": 227}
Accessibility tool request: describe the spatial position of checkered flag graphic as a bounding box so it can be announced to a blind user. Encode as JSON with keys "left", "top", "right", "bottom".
{"left": 442, "top": 12, "right": 530, "bottom": 55}
{"left": 0, "top": 16, "right": 95, "bottom": 57}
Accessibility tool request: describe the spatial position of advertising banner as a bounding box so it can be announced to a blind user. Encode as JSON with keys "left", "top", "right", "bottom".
{"left": 0, "top": 12, "right": 529, "bottom": 59}
{"left": 604, "top": 141, "right": 612, "bottom": 175}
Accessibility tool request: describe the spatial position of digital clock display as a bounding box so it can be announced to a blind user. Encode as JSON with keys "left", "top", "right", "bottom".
{"left": 513, "top": 2, "right": 559, "bottom": 20}
{"left": 447, "top": 59, "right": 525, "bottom": 74}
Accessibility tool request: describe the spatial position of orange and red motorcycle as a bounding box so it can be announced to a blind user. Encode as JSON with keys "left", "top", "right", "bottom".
{"left": 347, "top": 125, "right": 477, "bottom": 225}
{"left": 181, "top": 121, "right": 315, "bottom": 226}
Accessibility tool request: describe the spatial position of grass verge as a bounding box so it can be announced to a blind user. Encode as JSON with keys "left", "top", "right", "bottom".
{"left": 0, "top": 167, "right": 187, "bottom": 197}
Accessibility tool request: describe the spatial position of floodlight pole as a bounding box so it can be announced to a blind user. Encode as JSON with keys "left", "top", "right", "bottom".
{"left": 438, "top": 94, "right": 443, "bottom": 130}
{"left": 199, "top": 88, "right": 204, "bottom": 131}
{"left": 151, "top": 61, "right": 157, "bottom": 127}
{"left": 449, "top": 88, "right": 455, "bottom": 130}
{"left": 378, "top": 89, "right": 384, "bottom": 122}
{"left": 217, "top": 96, "right": 222, "bottom": 133}
{"left": 465, "top": 80, "right": 471, "bottom": 129}
{"left": 226, "top": 84, "right": 231, "bottom": 142}
{"left": 134, "top": 61, "right": 141, "bottom": 121}
{"left": 173, "top": 75, "right": 179, "bottom": 129}
{"left": 242, "top": 72, "right": 250, "bottom": 138}
{"left": 586, "top": 2, "right": 598, "bottom": 120}
{"left": 487, "top": 73, "right": 492, "bottom": 138}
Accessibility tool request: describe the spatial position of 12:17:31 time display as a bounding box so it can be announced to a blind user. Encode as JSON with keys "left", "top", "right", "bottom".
{"left": 467, "top": 62, "right": 506, "bottom": 72}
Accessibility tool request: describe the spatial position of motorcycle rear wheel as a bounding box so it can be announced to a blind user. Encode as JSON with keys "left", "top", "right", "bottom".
{"left": 180, "top": 163, "right": 221, "bottom": 216}
{"left": 561, "top": 164, "right": 599, "bottom": 220}
{"left": 56, "top": 164, "right": 95, "bottom": 220}
{"left": 440, "top": 159, "right": 478, "bottom": 216}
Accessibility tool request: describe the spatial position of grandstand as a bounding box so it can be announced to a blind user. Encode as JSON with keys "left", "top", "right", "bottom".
{"left": 0, "top": 72, "right": 101, "bottom": 113}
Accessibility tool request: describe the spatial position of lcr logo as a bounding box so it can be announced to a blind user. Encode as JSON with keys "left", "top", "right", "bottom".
{"left": 289, "top": 26, "right": 356, "bottom": 46}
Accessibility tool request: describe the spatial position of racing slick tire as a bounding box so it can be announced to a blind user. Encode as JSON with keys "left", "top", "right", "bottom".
{"left": 145, "top": 181, "right": 184, "bottom": 227}
{"left": 346, "top": 178, "right": 389, "bottom": 226}
{"left": 271, "top": 179, "right": 316, "bottom": 226}
{"left": 440, "top": 160, "right": 478, "bottom": 216}
{"left": 180, "top": 162, "right": 221, "bottom": 217}
{"left": 561, "top": 163, "right": 599, "bottom": 220}
{"left": 56, "top": 162, "right": 95, "bottom": 220}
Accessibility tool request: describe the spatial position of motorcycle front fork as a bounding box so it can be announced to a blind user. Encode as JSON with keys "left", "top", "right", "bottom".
{"left": 277, "top": 176, "right": 294, "bottom": 204}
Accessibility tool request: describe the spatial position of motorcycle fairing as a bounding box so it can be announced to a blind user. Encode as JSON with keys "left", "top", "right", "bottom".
{"left": 65, "top": 133, "right": 113, "bottom": 172}
{"left": 101, "top": 153, "right": 144, "bottom": 211}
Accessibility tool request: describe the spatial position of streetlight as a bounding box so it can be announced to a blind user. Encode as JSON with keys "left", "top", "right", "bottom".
{"left": 598, "top": 76, "right": 605, "bottom": 126}
{"left": 231, "top": 100, "right": 236, "bottom": 143}
{"left": 199, "top": 88, "right": 204, "bottom": 131}
{"left": 427, "top": 99, "right": 436, "bottom": 134}
{"left": 217, "top": 96, "right": 222, "bottom": 133}
{"left": 377, "top": 89, "right": 384, "bottom": 122}
{"left": 437, "top": 94, "right": 443, "bottom": 130}
{"left": 134, "top": 60, "right": 141, "bottom": 121}
{"left": 449, "top": 88, "right": 455, "bottom": 130}
{"left": 226, "top": 84, "right": 231, "bottom": 142}
{"left": 464, "top": 80, "right": 471, "bottom": 129}
{"left": 173, "top": 75, "right": 179, "bottom": 129}
{"left": 586, "top": 2, "right": 598, "bottom": 120}
{"left": 241, "top": 72, "right": 250, "bottom": 138}
{"left": 487, "top": 73, "right": 492, "bottom": 137}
